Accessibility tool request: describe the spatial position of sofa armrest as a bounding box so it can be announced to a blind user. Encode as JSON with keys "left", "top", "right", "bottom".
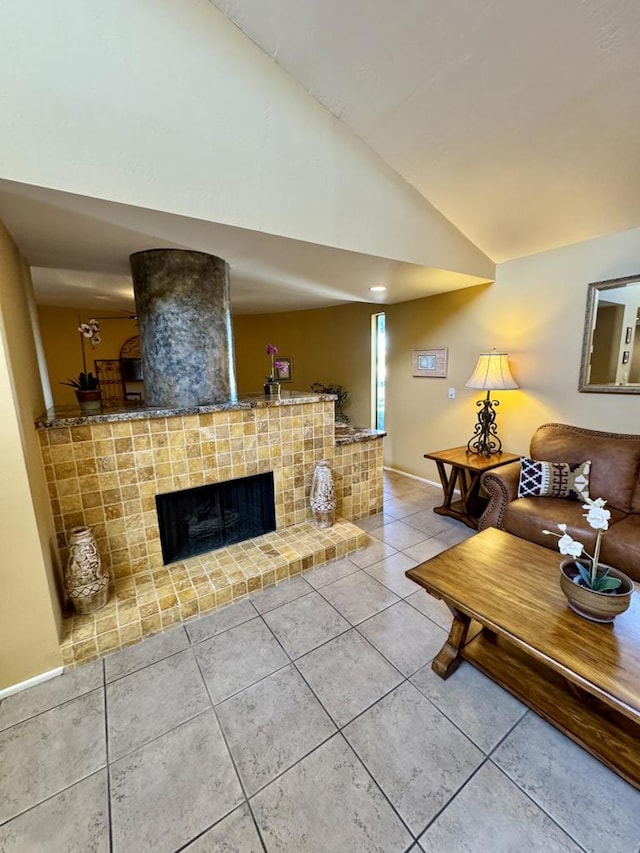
{"left": 478, "top": 461, "right": 522, "bottom": 531}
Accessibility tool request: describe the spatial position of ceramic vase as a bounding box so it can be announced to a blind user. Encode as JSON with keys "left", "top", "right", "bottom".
{"left": 559, "top": 558, "right": 633, "bottom": 623}
{"left": 310, "top": 460, "right": 336, "bottom": 528}
{"left": 65, "top": 526, "right": 109, "bottom": 614}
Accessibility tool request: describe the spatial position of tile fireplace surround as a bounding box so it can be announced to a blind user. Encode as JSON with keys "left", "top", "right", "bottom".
{"left": 35, "top": 392, "right": 384, "bottom": 665}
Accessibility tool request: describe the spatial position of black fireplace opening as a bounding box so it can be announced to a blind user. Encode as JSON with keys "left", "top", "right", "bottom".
{"left": 156, "top": 472, "right": 276, "bottom": 564}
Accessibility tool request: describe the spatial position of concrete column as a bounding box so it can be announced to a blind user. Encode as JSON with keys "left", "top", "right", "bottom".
{"left": 130, "top": 249, "right": 237, "bottom": 407}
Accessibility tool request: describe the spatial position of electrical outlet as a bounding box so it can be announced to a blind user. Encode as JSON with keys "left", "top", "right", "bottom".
{"left": 448, "top": 387, "right": 456, "bottom": 399}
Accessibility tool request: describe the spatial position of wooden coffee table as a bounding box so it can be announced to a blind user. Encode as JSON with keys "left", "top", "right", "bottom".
{"left": 406, "top": 527, "right": 640, "bottom": 789}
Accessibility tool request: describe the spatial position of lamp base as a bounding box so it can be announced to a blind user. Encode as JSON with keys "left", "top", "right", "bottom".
{"left": 466, "top": 392, "right": 503, "bottom": 457}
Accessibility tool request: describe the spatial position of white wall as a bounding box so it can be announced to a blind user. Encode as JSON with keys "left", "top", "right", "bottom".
{"left": 0, "top": 0, "right": 492, "bottom": 280}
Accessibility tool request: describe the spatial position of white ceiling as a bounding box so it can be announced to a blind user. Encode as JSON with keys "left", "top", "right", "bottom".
{"left": 0, "top": 180, "right": 487, "bottom": 314}
{"left": 5, "top": 0, "right": 640, "bottom": 312}
{"left": 211, "top": 0, "right": 640, "bottom": 262}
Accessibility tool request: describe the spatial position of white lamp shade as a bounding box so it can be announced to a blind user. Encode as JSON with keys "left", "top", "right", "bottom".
{"left": 465, "top": 351, "right": 519, "bottom": 391}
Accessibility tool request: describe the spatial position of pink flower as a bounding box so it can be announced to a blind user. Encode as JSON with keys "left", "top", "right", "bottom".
{"left": 266, "top": 344, "right": 279, "bottom": 381}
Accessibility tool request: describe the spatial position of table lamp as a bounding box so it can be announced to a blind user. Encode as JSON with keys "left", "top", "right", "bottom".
{"left": 465, "top": 350, "right": 518, "bottom": 456}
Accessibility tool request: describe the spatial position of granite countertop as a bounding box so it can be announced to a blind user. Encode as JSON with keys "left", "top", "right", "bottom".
{"left": 35, "top": 394, "right": 387, "bottom": 447}
{"left": 334, "top": 424, "right": 387, "bottom": 445}
{"left": 34, "top": 390, "right": 338, "bottom": 429}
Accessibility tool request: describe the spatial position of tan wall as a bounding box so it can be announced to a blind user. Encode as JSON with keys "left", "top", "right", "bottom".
{"left": 384, "top": 227, "right": 640, "bottom": 481}
{"left": 233, "top": 226, "right": 640, "bottom": 482}
{"left": 233, "top": 303, "right": 378, "bottom": 427}
{"left": 37, "top": 302, "right": 377, "bottom": 422}
{"left": 38, "top": 305, "right": 138, "bottom": 408}
{"left": 0, "top": 222, "right": 62, "bottom": 689}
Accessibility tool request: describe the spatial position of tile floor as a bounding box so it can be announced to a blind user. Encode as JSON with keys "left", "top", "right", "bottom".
{"left": 2, "top": 471, "right": 640, "bottom": 852}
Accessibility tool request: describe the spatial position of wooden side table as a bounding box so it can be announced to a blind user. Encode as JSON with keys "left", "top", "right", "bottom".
{"left": 424, "top": 446, "right": 520, "bottom": 529}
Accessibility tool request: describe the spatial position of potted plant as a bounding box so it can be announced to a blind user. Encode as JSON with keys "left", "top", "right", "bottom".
{"left": 61, "top": 319, "right": 102, "bottom": 411}
{"left": 264, "top": 344, "right": 281, "bottom": 396}
{"left": 62, "top": 370, "right": 102, "bottom": 410}
{"left": 543, "top": 497, "right": 634, "bottom": 622}
{"left": 309, "top": 382, "right": 350, "bottom": 422}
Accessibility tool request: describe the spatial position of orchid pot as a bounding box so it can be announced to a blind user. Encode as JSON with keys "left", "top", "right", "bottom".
{"left": 75, "top": 388, "right": 102, "bottom": 411}
{"left": 559, "top": 559, "right": 633, "bottom": 623}
{"left": 264, "top": 344, "right": 282, "bottom": 396}
{"left": 263, "top": 380, "right": 281, "bottom": 397}
{"left": 61, "top": 319, "right": 102, "bottom": 411}
{"left": 543, "top": 496, "right": 634, "bottom": 623}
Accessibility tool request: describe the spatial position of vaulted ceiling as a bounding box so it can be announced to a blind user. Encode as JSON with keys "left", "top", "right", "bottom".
{"left": 3, "top": 0, "right": 640, "bottom": 312}
{"left": 211, "top": 0, "right": 640, "bottom": 261}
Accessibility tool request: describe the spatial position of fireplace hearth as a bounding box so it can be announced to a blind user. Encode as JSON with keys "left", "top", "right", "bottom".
{"left": 156, "top": 472, "right": 276, "bottom": 564}
{"left": 36, "top": 394, "right": 385, "bottom": 665}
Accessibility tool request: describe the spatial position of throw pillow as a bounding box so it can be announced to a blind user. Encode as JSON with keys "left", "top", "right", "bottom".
{"left": 517, "top": 458, "right": 591, "bottom": 501}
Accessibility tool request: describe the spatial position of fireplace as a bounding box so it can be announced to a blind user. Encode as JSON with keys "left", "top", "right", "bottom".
{"left": 37, "top": 398, "right": 383, "bottom": 585}
{"left": 156, "top": 472, "right": 276, "bottom": 564}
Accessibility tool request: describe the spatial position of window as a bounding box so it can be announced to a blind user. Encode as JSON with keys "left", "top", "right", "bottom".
{"left": 373, "top": 313, "right": 386, "bottom": 431}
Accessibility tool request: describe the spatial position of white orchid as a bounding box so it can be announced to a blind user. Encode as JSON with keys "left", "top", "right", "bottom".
{"left": 78, "top": 319, "right": 101, "bottom": 347}
{"left": 542, "top": 497, "right": 620, "bottom": 592}
{"left": 553, "top": 525, "right": 584, "bottom": 558}
{"left": 583, "top": 497, "right": 610, "bottom": 531}
{"left": 68, "top": 318, "right": 102, "bottom": 392}
{"left": 543, "top": 524, "right": 583, "bottom": 558}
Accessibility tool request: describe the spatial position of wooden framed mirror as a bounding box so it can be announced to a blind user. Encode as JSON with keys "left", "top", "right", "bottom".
{"left": 579, "top": 274, "right": 640, "bottom": 394}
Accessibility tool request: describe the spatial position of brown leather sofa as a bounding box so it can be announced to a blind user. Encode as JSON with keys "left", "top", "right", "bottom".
{"left": 479, "top": 423, "right": 640, "bottom": 582}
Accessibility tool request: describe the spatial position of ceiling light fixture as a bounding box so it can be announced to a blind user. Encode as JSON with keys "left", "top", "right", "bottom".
{"left": 369, "top": 286, "right": 387, "bottom": 292}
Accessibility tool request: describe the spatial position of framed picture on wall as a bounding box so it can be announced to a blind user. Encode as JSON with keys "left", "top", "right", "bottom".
{"left": 412, "top": 348, "right": 448, "bottom": 378}
{"left": 274, "top": 356, "right": 293, "bottom": 381}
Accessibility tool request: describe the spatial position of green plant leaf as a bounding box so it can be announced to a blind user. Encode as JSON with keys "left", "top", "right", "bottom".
{"left": 594, "top": 576, "right": 622, "bottom": 592}
{"left": 60, "top": 377, "right": 82, "bottom": 389}
{"left": 575, "top": 562, "right": 592, "bottom": 587}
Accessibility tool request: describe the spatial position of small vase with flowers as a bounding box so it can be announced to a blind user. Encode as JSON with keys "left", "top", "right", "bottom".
{"left": 61, "top": 318, "right": 103, "bottom": 411}
{"left": 264, "top": 343, "right": 281, "bottom": 396}
{"left": 543, "top": 497, "right": 634, "bottom": 623}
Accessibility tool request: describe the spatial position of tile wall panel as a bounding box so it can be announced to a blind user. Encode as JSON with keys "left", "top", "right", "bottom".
{"left": 39, "top": 403, "right": 382, "bottom": 580}
{"left": 38, "top": 402, "right": 383, "bottom": 664}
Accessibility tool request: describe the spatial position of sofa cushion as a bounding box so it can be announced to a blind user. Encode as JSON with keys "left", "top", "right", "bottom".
{"left": 600, "top": 515, "right": 640, "bottom": 583}
{"left": 517, "top": 458, "right": 590, "bottom": 501}
{"left": 503, "top": 496, "right": 627, "bottom": 555}
{"left": 530, "top": 423, "right": 640, "bottom": 513}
